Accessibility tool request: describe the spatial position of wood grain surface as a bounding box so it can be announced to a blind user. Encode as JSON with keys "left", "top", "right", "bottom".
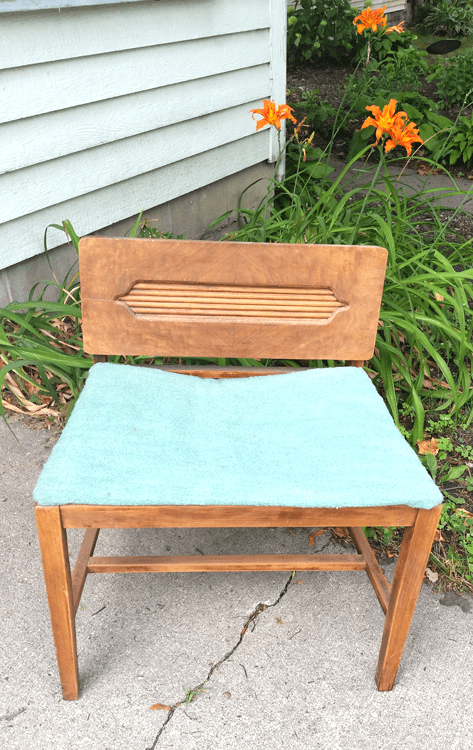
{"left": 80, "top": 238, "right": 387, "bottom": 360}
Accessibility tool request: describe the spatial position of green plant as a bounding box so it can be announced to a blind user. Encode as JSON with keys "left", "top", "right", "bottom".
{"left": 437, "top": 493, "right": 473, "bottom": 585}
{"left": 183, "top": 685, "right": 209, "bottom": 704}
{"left": 0, "top": 221, "right": 91, "bottom": 422}
{"left": 287, "top": 0, "right": 356, "bottom": 65}
{"left": 139, "top": 225, "right": 184, "bottom": 240}
{"left": 347, "top": 91, "right": 453, "bottom": 164}
{"left": 293, "top": 89, "right": 337, "bottom": 133}
{"left": 431, "top": 115, "right": 473, "bottom": 167}
{"left": 383, "top": 48, "right": 428, "bottom": 91}
{"left": 281, "top": 141, "right": 335, "bottom": 208}
{"left": 354, "top": 24, "right": 426, "bottom": 67}
{"left": 0, "top": 213, "right": 159, "bottom": 421}
{"left": 428, "top": 47, "right": 473, "bottom": 108}
{"left": 421, "top": 0, "right": 473, "bottom": 37}
{"left": 455, "top": 441, "right": 473, "bottom": 460}
{"left": 394, "top": 400, "right": 473, "bottom": 590}
{"left": 426, "top": 413, "right": 457, "bottom": 433}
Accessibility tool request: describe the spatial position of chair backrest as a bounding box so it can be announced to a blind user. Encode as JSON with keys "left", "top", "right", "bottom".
{"left": 79, "top": 238, "right": 387, "bottom": 361}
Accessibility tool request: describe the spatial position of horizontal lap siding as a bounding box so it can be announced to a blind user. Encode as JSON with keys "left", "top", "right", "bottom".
{"left": 1, "top": 101, "right": 269, "bottom": 224}
{"left": 0, "top": 0, "right": 280, "bottom": 267}
{"left": 1, "top": 67, "right": 270, "bottom": 174}
{"left": 350, "top": 0, "right": 405, "bottom": 11}
{"left": 286, "top": 1, "right": 405, "bottom": 13}
{"left": 1, "top": 1, "right": 148, "bottom": 10}
{"left": 0, "top": 136, "right": 269, "bottom": 269}
{"left": 1, "top": 0, "right": 270, "bottom": 67}
{"left": 1, "top": 32, "right": 271, "bottom": 123}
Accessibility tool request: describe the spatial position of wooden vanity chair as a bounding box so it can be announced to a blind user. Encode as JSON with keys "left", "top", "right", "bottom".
{"left": 34, "top": 238, "right": 442, "bottom": 700}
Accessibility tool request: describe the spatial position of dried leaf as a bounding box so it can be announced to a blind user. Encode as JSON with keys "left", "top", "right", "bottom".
{"left": 25, "top": 379, "right": 39, "bottom": 395}
{"left": 150, "top": 703, "right": 171, "bottom": 711}
{"left": 331, "top": 527, "right": 349, "bottom": 538}
{"left": 1, "top": 399, "right": 57, "bottom": 416}
{"left": 417, "top": 164, "right": 431, "bottom": 176}
{"left": 425, "top": 568, "right": 439, "bottom": 583}
{"left": 417, "top": 438, "right": 439, "bottom": 456}
{"left": 308, "top": 529, "right": 325, "bottom": 546}
{"left": 275, "top": 617, "right": 285, "bottom": 626}
{"left": 422, "top": 378, "right": 451, "bottom": 390}
{"left": 434, "top": 529, "right": 444, "bottom": 542}
{"left": 4, "top": 373, "right": 28, "bottom": 399}
{"left": 1, "top": 400, "right": 27, "bottom": 415}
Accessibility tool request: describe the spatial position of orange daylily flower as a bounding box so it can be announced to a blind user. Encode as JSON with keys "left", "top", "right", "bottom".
{"left": 362, "top": 99, "right": 407, "bottom": 143}
{"left": 386, "top": 20, "right": 406, "bottom": 33}
{"left": 353, "top": 6, "right": 387, "bottom": 34}
{"left": 384, "top": 120, "right": 424, "bottom": 156}
{"left": 250, "top": 100, "right": 296, "bottom": 131}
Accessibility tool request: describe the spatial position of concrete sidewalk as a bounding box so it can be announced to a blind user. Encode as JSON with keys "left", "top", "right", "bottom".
{"left": 1, "top": 416, "right": 472, "bottom": 750}
{"left": 328, "top": 153, "right": 473, "bottom": 213}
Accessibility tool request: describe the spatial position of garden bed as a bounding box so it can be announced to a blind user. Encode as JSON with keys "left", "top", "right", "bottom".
{"left": 287, "top": 61, "right": 473, "bottom": 174}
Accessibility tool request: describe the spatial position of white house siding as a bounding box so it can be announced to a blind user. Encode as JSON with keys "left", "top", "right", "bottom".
{"left": 350, "top": 0, "right": 405, "bottom": 13}
{"left": 0, "top": 0, "right": 287, "bottom": 279}
{"left": 287, "top": 1, "right": 405, "bottom": 14}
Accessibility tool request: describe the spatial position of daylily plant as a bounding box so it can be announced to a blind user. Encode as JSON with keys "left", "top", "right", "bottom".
{"left": 353, "top": 6, "right": 405, "bottom": 36}
{"left": 353, "top": 6, "right": 387, "bottom": 34}
{"left": 362, "top": 99, "right": 423, "bottom": 156}
{"left": 354, "top": 6, "right": 405, "bottom": 65}
{"left": 362, "top": 99, "right": 407, "bottom": 142}
{"left": 250, "top": 100, "right": 296, "bottom": 131}
{"left": 383, "top": 120, "right": 424, "bottom": 156}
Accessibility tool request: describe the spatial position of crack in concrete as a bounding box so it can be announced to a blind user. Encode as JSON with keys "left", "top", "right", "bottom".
{"left": 145, "top": 569, "right": 296, "bottom": 749}
{"left": 0, "top": 707, "right": 27, "bottom": 722}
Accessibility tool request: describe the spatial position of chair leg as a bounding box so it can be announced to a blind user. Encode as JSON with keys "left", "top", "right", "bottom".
{"left": 35, "top": 505, "right": 79, "bottom": 700}
{"left": 375, "top": 505, "right": 442, "bottom": 691}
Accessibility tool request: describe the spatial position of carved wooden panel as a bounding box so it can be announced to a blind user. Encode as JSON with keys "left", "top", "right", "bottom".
{"left": 117, "top": 281, "right": 348, "bottom": 323}
{"left": 79, "top": 237, "right": 388, "bottom": 359}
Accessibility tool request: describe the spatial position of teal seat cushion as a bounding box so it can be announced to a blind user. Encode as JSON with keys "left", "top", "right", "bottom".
{"left": 33, "top": 363, "right": 442, "bottom": 509}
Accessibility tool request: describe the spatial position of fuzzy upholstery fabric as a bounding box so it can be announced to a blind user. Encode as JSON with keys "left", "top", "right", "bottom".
{"left": 34, "top": 363, "right": 442, "bottom": 509}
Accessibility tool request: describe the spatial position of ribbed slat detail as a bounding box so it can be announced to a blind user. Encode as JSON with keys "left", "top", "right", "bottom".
{"left": 117, "top": 281, "right": 347, "bottom": 321}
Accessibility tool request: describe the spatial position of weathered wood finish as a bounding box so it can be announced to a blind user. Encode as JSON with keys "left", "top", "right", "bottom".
{"left": 35, "top": 505, "right": 79, "bottom": 701}
{"left": 117, "top": 281, "right": 348, "bottom": 321}
{"left": 349, "top": 526, "right": 391, "bottom": 614}
{"left": 71, "top": 528, "right": 100, "bottom": 616}
{"left": 35, "top": 239, "right": 441, "bottom": 699}
{"left": 80, "top": 238, "right": 387, "bottom": 359}
{"left": 376, "top": 504, "right": 442, "bottom": 691}
{"left": 87, "top": 553, "right": 367, "bottom": 574}
{"left": 60, "top": 504, "right": 418, "bottom": 530}
{"left": 152, "top": 365, "right": 307, "bottom": 379}
{"left": 38, "top": 500, "right": 442, "bottom": 700}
